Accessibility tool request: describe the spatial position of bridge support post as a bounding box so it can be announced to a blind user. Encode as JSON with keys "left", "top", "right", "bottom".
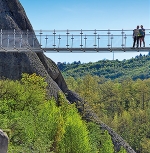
{"left": 53, "top": 29, "right": 56, "bottom": 48}
{"left": 121, "top": 29, "right": 124, "bottom": 49}
{"left": 94, "top": 29, "right": 97, "bottom": 48}
{"left": 39, "top": 29, "right": 43, "bottom": 47}
{"left": 13, "top": 29, "right": 16, "bottom": 48}
{"left": 66, "top": 29, "right": 69, "bottom": 49}
{"left": 80, "top": 29, "right": 83, "bottom": 50}
{"left": 1, "top": 29, "right": 3, "bottom": 48}
{"left": 107, "top": 29, "right": 111, "bottom": 49}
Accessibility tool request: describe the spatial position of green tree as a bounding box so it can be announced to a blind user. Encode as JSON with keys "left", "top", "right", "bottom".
{"left": 0, "top": 74, "right": 94, "bottom": 153}
{"left": 141, "top": 138, "right": 150, "bottom": 153}
{"left": 100, "top": 130, "right": 114, "bottom": 153}
{"left": 58, "top": 94, "right": 92, "bottom": 153}
{"left": 118, "top": 147, "right": 127, "bottom": 153}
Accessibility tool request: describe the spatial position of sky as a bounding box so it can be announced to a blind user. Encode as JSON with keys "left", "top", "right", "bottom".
{"left": 19, "top": 0, "right": 150, "bottom": 63}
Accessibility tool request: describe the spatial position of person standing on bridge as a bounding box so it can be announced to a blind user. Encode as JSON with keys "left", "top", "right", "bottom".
{"left": 132, "top": 25, "right": 140, "bottom": 48}
{"left": 139, "top": 25, "right": 145, "bottom": 47}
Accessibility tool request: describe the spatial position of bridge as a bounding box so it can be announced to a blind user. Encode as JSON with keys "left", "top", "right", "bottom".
{"left": 0, "top": 29, "right": 150, "bottom": 52}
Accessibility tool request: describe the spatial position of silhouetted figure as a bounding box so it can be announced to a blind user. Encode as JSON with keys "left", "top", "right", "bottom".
{"left": 133, "top": 25, "right": 140, "bottom": 48}
{"left": 139, "top": 25, "right": 145, "bottom": 47}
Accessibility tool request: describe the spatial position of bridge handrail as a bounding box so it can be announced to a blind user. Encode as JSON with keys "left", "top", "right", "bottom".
{"left": 1, "top": 29, "right": 150, "bottom": 32}
{"left": 0, "top": 29, "right": 150, "bottom": 52}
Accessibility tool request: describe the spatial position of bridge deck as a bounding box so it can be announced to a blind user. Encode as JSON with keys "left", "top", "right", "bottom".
{"left": 0, "top": 47, "right": 43, "bottom": 52}
{"left": 0, "top": 47, "right": 150, "bottom": 53}
{"left": 42, "top": 47, "right": 150, "bottom": 52}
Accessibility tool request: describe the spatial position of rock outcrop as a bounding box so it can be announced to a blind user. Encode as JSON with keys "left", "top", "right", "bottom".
{"left": 0, "top": 0, "right": 136, "bottom": 152}
{"left": 0, "top": 0, "right": 33, "bottom": 30}
{"left": 0, "top": 129, "right": 8, "bottom": 153}
{"left": 0, "top": 0, "right": 68, "bottom": 98}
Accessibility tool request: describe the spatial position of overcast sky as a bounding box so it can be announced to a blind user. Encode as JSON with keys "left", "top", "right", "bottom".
{"left": 19, "top": 0, "right": 150, "bottom": 63}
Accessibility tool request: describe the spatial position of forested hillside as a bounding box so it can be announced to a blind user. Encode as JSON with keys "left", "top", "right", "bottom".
{"left": 57, "top": 53, "right": 150, "bottom": 152}
{"left": 65, "top": 75, "right": 150, "bottom": 153}
{"left": 58, "top": 53, "right": 150, "bottom": 80}
{"left": 0, "top": 73, "right": 126, "bottom": 153}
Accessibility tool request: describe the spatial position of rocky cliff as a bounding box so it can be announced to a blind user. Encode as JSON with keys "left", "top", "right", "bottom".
{"left": 0, "top": 0, "right": 32, "bottom": 30}
{"left": 0, "top": 0, "right": 68, "bottom": 99}
{"left": 0, "top": 0, "right": 136, "bottom": 152}
{"left": 0, "top": 129, "right": 8, "bottom": 153}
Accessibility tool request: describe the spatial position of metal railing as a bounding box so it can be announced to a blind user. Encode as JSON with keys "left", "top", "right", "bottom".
{"left": 0, "top": 29, "right": 150, "bottom": 52}
{"left": 0, "top": 29, "right": 40, "bottom": 52}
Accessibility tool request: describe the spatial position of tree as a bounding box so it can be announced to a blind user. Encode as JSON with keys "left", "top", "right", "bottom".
{"left": 100, "top": 130, "right": 114, "bottom": 153}
{"left": 118, "top": 147, "right": 127, "bottom": 153}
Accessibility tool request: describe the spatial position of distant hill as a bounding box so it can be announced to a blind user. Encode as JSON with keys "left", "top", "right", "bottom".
{"left": 57, "top": 53, "right": 150, "bottom": 80}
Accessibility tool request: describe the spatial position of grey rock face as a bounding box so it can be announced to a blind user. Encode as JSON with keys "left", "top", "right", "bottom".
{"left": 0, "top": 0, "right": 136, "bottom": 152}
{"left": 0, "top": 129, "right": 8, "bottom": 153}
{"left": 0, "top": 0, "right": 68, "bottom": 98}
{"left": 0, "top": 51, "right": 67, "bottom": 98}
{"left": 0, "top": 0, "right": 33, "bottom": 30}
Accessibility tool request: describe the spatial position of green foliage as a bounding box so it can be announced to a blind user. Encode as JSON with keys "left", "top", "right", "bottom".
{"left": 65, "top": 75, "right": 102, "bottom": 107}
{"left": 58, "top": 104, "right": 92, "bottom": 153}
{"left": 0, "top": 73, "right": 47, "bottom": 112}
{"left": 65, "top": 74, "right": 150, "bottom": 153}
{"left": 87, "top": 122, "right": 115, "bottom": 153}
{"left": 100, "top": 130, "right": 114, "bottom": 153}
{"left": 58, "top": 54, "right": 150, "bottom": 80}
{"left": 140, "top": 137, "right": 150, "bottom": 153}
{"left": 86, "top": 122, "right": 102, "bottom": 152}
{"left": 21, "top": 73, "right": 47, "bottom": 90}
{"left": 0, "top": 73, "right": 116, "bottom": 153}
{"left": 118, "top": 147, "right": 127, "bottom": 153}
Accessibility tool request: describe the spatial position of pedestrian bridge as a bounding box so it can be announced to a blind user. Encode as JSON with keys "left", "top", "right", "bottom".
{"left": 0, "top": 29, "right": 150, "bottom": 53}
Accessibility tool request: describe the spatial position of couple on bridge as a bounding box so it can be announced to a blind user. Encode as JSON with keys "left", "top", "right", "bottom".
{"left": 132, "top": 25, "right": 145, "bottom": 48}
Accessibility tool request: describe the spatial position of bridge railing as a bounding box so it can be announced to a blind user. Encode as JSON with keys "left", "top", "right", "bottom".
{"left": 0, "top": 29, "right": 40, "bottom": 50}
{"left": 35, "top": 29, "right": 150, "bottom": 50}
{"left": 0, "top": 29, "right": 150, "bottom": 52}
